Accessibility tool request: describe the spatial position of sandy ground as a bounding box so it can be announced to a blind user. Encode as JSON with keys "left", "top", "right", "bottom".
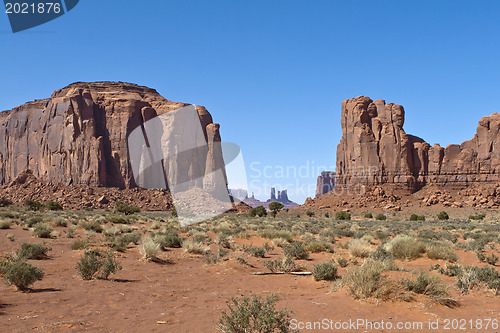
{"left": 1, "top": 220, "right": 500, "bottom": 333}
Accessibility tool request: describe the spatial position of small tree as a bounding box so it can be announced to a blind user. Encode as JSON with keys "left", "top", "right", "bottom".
{"left": 375, "top": 213, "right": 386, "bottom": 221}
{"left": 335, "top": 211, "right": 351, "bottom": 220}
{"left": 115, "top": 201, "right": 140, "bottom": 215}
{"left": 268, "top": 202, "right": 284, "bottom": 218}
{"left": 438, "top": 211, "right": 449, "bottom": 220}
{"left": 46, "top": 201, "right": 63, "bottom": 211}
{"left": 250, "top": 206, "right": 267, "bottom": 217}
{"left": 25, "top": 200, "right": 43, "bottom": 211}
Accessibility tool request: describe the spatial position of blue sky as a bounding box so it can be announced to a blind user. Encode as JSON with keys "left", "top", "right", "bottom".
{"left": 1, "top": 0, "right": 499, "bottom": 203}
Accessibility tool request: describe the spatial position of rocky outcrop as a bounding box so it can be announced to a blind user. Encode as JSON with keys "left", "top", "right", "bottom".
{"left": 335, "top": 96, "right": 500, "bottom": 189}
{"left": 316, "top": 171, "right": 336, "bottom": 197}
{"left": 0, "top": 82, "right": 225, "bottom": 191}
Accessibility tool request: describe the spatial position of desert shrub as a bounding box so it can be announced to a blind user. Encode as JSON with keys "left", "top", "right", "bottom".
{"left": 259, "top": 229, "right": 293, "bottom": 243}
{"left": 249, "top": 206, "right": 267, "bottom": 217}
{"left": 375, "top": 213, "right": 386, "bottom": 221}
{"left": 405, "top": 273, "right": 458, "bottom": 307}
{"left": 192, "top": 231, "right": 208, "bottom": 243}
{"left": 437, "top": 211, "right": 449, "bottom": 220}
{"left": 217, "top": 294, "right": 294, "bottom": 333}
{"left": 312, "top": 262, "right": 338, "bottom": 281}
{"left": 100, "top": 252, "right": 122, "bottom": 279}
{"left": 305, "top": 210, "right": 315, "bottom": 217}
{"left": 245, "top": 246, "right": 265, "bottom": 258}
{"left": 216, "top": 234, "right": 232, "bottom": 249}
{"left": 182, "top": 239, "right": 209, "bottom": 255}
{"left": 364, "top": 213, "right": 373, "bottom": 219}
{"left": 370, "top": 246, "right": 393, "bottom": 261}
{"left": 469, "top": 214, "right": 486, "bottom": 220}
{"left": 409, "top": 214, "right": 418, "bottom": 221}
{"left": 264, "top": 257, "right": 297, "bottom": 273}
{"left": 54, "top": 217, "right": 68, "bottom": 227}
{"left": 335, "top": 229, "right": 354, "bottom": 238}
{"left": 438, "top": 264, "right": 463, "bottom": 277}
{"left": 304, "top": 240, "right": 333, "bottom": 253}
{"left": 426, "top": 244, "right": 458, "bottom": 262}
{"left": 107, "top": 215, "right": 128, "bottom": 224}
{"left": 335, "top": 211, "right": 351, "bottom": 220}
{"left": 4, "top": 260, "right": 44, "bottom": 291}
{"left": 70, "top": 239, "right": 89, "bottom": 250}
{"left": 456, "top": 267, "right": 478, "bottom": 294}
{"left": 0, "top": 197, "right": 13, "bottom": 207}
{"left": 348, "top": 239, "right": 372, "bottom": 258}
{"left": 25, "top": 200, "right": 43, "bottom": 211}
{"left": 26, "top": 216, "right": 43, "bottom": 227}
{"left": 33, "top": 223, "right": 53, "bottom": 238}
{"left": 115, "top": 201, "right": 140, "bottom": 215}
{"left": 46, "top": 201, "right": 63, "bottom": 211}
{"left": 283, "top": 241, "right": 309, "bottom": 260}
{"left": 76, "top": 250, "right": 102, "bottom": 280}
{"left": 17, "top": 243, "right": 51, "bottom": 259}
{"left": 139, "top": 236, "right": 161, "bottom": 261}
{"left": 340, "top": 259, "right": 394, "bottom": 299}
{"left": 417, "top": 215, "right": 426, "bottom": 221}
{"left": 336, "top": 257, "right": 349, "bottom": 267}
{"left": 76, "top": 249, "right": 121, "bottom": 280}
{"left": 117, "top": 232, "right": 142, "bottom": 245}
{"left": 385, "top": 236, "right": 426, "bottom": 260}
{"left": 486, "top": 253, "right": 499, "bottom": 266}
{"left": 0, "top": 219, "right": 11, "bottom": 229}
{"left": 78, "top": 220, "right": 103, "bottom": 233}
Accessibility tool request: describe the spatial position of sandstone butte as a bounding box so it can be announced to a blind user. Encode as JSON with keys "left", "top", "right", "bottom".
{"left": 0, "top": 82, "right": 234, "bottom": 210}
{"left": 316, "top": 96, "right": 500, "bottom": 197}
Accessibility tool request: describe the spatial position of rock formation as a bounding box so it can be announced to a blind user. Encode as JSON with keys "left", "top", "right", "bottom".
{"left": 329, "top": 96, "right": 500, "bottom": 191}
{"left": 0, "top": 82, "right": 225, "bottom": 191}
{"left": 316, "top": 171, "right": 336, "bottom": 197}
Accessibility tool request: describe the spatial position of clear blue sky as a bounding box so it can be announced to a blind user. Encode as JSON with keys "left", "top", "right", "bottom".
{"left": 1, "top": 0, "right": 499, "bottom": 203}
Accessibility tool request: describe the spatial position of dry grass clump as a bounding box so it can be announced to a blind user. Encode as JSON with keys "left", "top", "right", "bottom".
{"left": 336, "top": 259, "right": 408, "bottom": 301}
{"left": 384, "top": 236, "right": 426, "bottom": 260}
{"left": 348, "top": 239, "right": 373, "bottom": 258}
{"left": 426, "top": 244, "right": 458, "bottom": 262}
{"left": 404, "top": 273, "right": 458, "bottom": 308}
{"left": 182, "top": 239, "right": 210, "bottom": 255}
{"left": 139, "top": 236, "right": 161, "bottom": 261}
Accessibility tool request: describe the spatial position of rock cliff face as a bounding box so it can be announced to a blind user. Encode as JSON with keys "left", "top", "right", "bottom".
{"left": 334, "top": 96, "right": 500, "bottom": 190}
{"left": 316, "top": 171, "right": 336, "bottom": 197}
{"left": 0, "top": 82, "right": 224, "bottom": 189}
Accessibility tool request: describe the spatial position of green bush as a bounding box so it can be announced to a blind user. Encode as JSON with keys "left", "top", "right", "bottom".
{"left": 247, "top": 246, "right": 266, "bottom": 258}
{"left": 283, "top": 241, "right": 309, "bottom": 260}
{"left": 336, "top": 257, "right": 349, "bottom": 267}
{"left": 438, "top": 211, "right": 449, "bottom": 220}
{"left": 304, "top": 240, "right": 333, "bottom": 253}
{"left": 33, "top": 223, "right": 53, "bottom": 238}
{"left": 335, "top": 211, "right": 351, "bottom": 220}
{"left": 115, "top": 201, "right": 141, "bottom": 215}
{"left": 305, "top": 210, "right": 315, "bottom": 217}
{"left": 217, "top": 294, "right": 294, "bottom": 333}
{"left": 4, "top": 260, "right": 44, "bottom": 291}
{"left": 249, "top": 206, "right": 267, "bottom": 217}
{"left": 46, "top": 201, "right": 63, "bottom": 211}
{"left": 375, "top": 213, "right": 386, "bottom": 221}
{"left": 17, "top": 243, "right": 51, "bottom": 259}
{"left": 417, "top": 215, "right": 426, "bottom": 221}
{"left": 312, "top": 262, "right": 338, "bottom": 281}
{"left": 469, "top": 214, "right": 486, "bottom": 220}
{"left": 76, "top": 249, "right": 121, "bottom": 280}
{"left": 78, "top": 220, "right": 103, "bottom": 233}
{"left": 364, "top": 213, "right": 373, "bottom": 219}
{"left": 405, "top": 273, "right": 458, "bottom": 307}
{"left": 410, "top": 214, "right": 425, "bottom": 221}
{"left": 25, "top": 200, "right": 43, "bottom": 211}
{"left": 26, "top": 216, "right": 43, "bottom": 227}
